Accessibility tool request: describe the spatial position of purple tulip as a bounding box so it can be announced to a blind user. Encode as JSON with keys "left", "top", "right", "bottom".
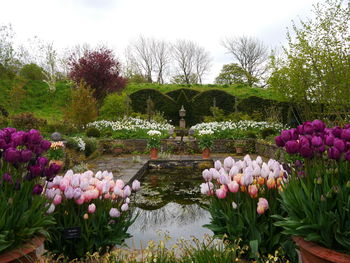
{"left": 325, "top": 135, "right": 334, "bottom": 146}
{"left": 275, "top": 136, "right": 285, "bottom": 147}
{"left": 3, "top": 148, "right": 20, "bottom": 163}
{"left": 341, "top": 129, "right": 350, "bottom": 141}
{"left": 311, "top": 136, "right": 323, "bottom": 147}
{"left": 20, "top": 150, "right": 32, "bottom": 163}
{"left": 315, "top": 145, "right": 325, "bottom": 153}
{"left": 3, "top": 127, "right": 16, "bottom": 134}
{"left": 290, "top": 128, "right": 299, "bottom": 140}
{"left": 29, "top": 165, "right": 42, "bottom": 177}
{"left": 300, "top": 146, "right": 313, "bottom": 158}
{"left": 334, "top": 138, "right": 346, "bottom": 152}
{"left": 303, "top": 122, "right": 314, "bottom": 135}
{"left": 312, "top": 119, "right": 326, "bottom": 132}
{"left": 0, "top": 139, "right": 7, "bottom": 149}
{"left": 33, "top": 146, "right": 44, "bottom": 155}
{"left": 40, "top": 140, "right": 51, "bottom": 151}
{"left": 299, "top": 136, "right": 310, "bottom": 148}
{"left": 345, "top": 151, "right": 350, "bottom": 162}
{"left": 11, "top": 131, "right": 26, "bottom": 147}
{"left": 281, "top": 130, "right": 292, "bottom": 142}
{"left": 285, "top": 140, "right": 299, "bottom": 154}
{"left": 2, "top": 173, "right": 13, "bottom": 184}
{"left": 344, "top": 124, "right": 350, "bottom": 129}
{"left": 328, "top": 147, "right": 341, "bottom": 160}
{"left": 32, "top": 184, "right": 43, "bottom": 195}
{"left": 14, "top": 180, "right": 21, "bottom": 191}
{"left": 49, "top": 163, "right": 61, "bottom": 175}
{"left": 297, "top": 125, "right": 304, "bottom": 135}
{"left": 27, "top": 129, "right": 42, "bottom": 144}
{"left": 332, "top": 126, "right": 342, "bottom": 138}
{"left": 37, "top": 157, "right": 48, "bottom": 167}
{"left": 346, "top": 142, "right": 350, "bottom": 151}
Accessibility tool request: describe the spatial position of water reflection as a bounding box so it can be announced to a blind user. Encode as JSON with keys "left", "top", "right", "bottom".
{"left": 126, "top": 169, "right": 212, "bottom": 248}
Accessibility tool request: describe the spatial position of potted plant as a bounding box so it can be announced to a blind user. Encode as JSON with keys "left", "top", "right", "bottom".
{"left": 196, "top": 129, "right": 214, "bottom": 159}
{"left": 0, "top": 128, "right": 61, "bottom": 262}
{"left": 47, "top": 141, "right": 65, "bottom": 167}
{"left": 274, "top": 120, "right": 350, "bottom": 263}
{"left": 112, "top": 143, "right": 124, "bottom": 156}
{"left": 147, "top": 130, "right": 162, "bottom": 160}
{"left": 201, "top": 155, "right": 297, "bottom": 261}
{"left": 234, "top": 141, "right": 245, "bottom": 154}
{"left": 44, "top": 169, "right": 141, "bottom": 261}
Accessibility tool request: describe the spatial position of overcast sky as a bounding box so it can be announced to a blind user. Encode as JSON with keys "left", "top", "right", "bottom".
{"left": 0, "top": 0, "right": 322, "bottom": 83}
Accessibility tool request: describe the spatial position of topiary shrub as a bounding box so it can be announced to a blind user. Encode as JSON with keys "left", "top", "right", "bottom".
{"left": 100, "top": 92, "right": 132, "bottom": 120}
{"left": 129, "top": 89, "right": 177, "bottom": 122}
{"left": 10, "top": 112, "right": 47, "bottom": 131}
{"left": 166, "top": 88, "right": 200, "bottom": 101}
{"left": 86, "top": 127, "right": 101, "bottom": 138}
{"left": 191, "top": 89, "right": 236, "bottom": 124}
{"left": 84, "top": 137, "right": 98, "bottom": 157}
{"left": 237, "top": 96, "right": 281, "bottom": 121}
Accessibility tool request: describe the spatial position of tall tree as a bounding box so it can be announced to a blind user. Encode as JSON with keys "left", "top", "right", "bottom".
{"left": 172, "top": 40, "right": 211, "bottom": 84}
{"left": 222, "top": 36, "right": 268, "bottom": 87}
{"left": 269, "top": 0, "right": 350, "bottom": 121}
{"left": 215, "top": 63, "right": 250, "bottom": 85}
{"left": 152, "top": 39, "right": 170, "bottom": 84}
{"left": 68, "top": 47, "right": 127, "bottom": 102}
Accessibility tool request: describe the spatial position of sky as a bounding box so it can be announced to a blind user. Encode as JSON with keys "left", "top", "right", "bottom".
{"left": 0, "top": 0, "right": 322, "bottom": 83}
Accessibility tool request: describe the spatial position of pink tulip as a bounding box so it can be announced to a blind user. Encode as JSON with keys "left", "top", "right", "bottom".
{"left": 46, "top": 203, "right": 55, "bottom": 214}
{"left": 71, "top": 175, "right": 80, "bottom": 188}
{"left": 121, "top": 203, "right": 129, "bottom": 211}
{"left": 75, "top": 196, "right": 85, "bottom": 205}
{"left": 64, "top": 186, "right": 74, "bottom": 199}
{"left": 104, "top": 193, "right": 111, "bottom": 199}
{"left": 227, "top": 181, "right": 239, "bottom": 193}
{"left": 73, "top": 188, "right": 83, "bottom": 199}
{"left": 248, "top": 185, "right": 258, "bottom": 198}
{"left": 46, "top": 188, "right": 56, "bottom": 199}
{"left": 257, "top": 205, "right": 266, "bottom": 215}
{"left": 123, "top": 185, "right": 132, "bottom": 197}
{"left": 115, "top": 179, "right": 125, "bottom": 189}
{"left": 59, "top": 178, "right": 70, "bottom": 191}
{"left": 202, "top": 169, "right": 212, "bottom": 181}
{"left": 53, "top": 194, "right": 62, "bottom": 205}
{"left": 212, "top": 170, "right": 220, "bottom": 180}
{"left": 215, "top": 188, "right": 227, "bottom": 199}
{"left": 125, "top": 197, "right": 130, "bottom": 204}
{"left": 113, "top": 186, "right": 123, "bottom": 197}
{"left": 52, "top": 176, "right": 62, "bottom": 186}
{"left": 88, "top": 203, "right": 96, "bottom": 214}
{"left": 109, "top": 208, "right": 120, "bottom": 218}
{"left": 258, "top": 198, "right": 269, "bottom": 209}
{"left": 266, "top": 178, "right": 276, "bottom": 189}
{"left": 229, "top": 166, "right": 239, "bottom": 177}
{"left": 219, "top": 174, "right": 229, "bottom": 185}
{"left": 214, "top": 160, "right": 222, "bottom": 170}
{"left": 132, "top": 180, "right": 141, "bottom": 191}
{"left": 224, "top": 157, "right": 234, "bottom": 171}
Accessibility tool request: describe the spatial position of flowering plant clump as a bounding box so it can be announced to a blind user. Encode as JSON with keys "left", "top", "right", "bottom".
{"left": 46, "top": 141, "right": 65, "bottom": 160}
{"left": 72, "top": 137, "right": 86, "bottom": 151}
{"left": 87, "top": 117, "right": 174, "bottom": 139}
{"left": 196, "top": 129, "right": 214, "bottom": 150}
{"left": 201, "top": 155, "right": 296, "bottom": 260}
{"left": 191, "top": 120, "right": 287, "bottom": 139}
{"left": 146, "top": 130, "right": 162, "bottom": 149}
{"left": 274, "top": 120, "right": 350, "bottom": 253}
{"left": 44, "top": 169, "right": 141, "bottom": 260}
{"left": 0, "top": 128, "right": 61, "bottom": 252}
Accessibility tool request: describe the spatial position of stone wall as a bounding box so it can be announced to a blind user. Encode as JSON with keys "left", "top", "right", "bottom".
{"left": 255, "top": 141, "right": 286, "bottom": 161}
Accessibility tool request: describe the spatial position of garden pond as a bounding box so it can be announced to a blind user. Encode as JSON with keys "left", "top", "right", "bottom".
{"left": 126, "top": 168, "right": 212, "bottom": 248}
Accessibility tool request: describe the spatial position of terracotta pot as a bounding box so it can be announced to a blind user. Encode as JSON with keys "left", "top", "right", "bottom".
{"left": 202, "top": 148, "right": 210, "bottom": 159}
{"left": 235, "top": 146, "right": 245, "bottom": 154}
{"left": 293, "top": 236, "right": 350, "bottom": 263}
{"left": 150, "top": 148, "right": 158, "bottom": 160}
{"left": 0, "top": 236, "right": 45, "bottom": 263}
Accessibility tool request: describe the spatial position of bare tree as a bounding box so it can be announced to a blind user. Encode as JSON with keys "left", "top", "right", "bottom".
{"left": 222, "top": 36, "right": 268, "bottom": 86}
{"left": 151, "top": 39, "right": 170, "bottom": 84}
{"left": 128, "top": 36, "right": 154, "bottom": 82}
{"left": 194, "top": 46, "right": 211, "bottom": 84}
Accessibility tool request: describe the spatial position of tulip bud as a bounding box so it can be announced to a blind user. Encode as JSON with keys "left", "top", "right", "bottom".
{"left": 88, "top": 203, "right": 96, "bottom": 214}
{"left": 132, "top": 180, "right": 141, "bottom": 191}
{"left": 83, "top": 213, "right": 89, "bottom": 220}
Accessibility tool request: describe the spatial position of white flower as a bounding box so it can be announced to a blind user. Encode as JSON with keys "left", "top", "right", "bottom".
{"left": 147, "top": 130, "right": 162, "bottom": 136}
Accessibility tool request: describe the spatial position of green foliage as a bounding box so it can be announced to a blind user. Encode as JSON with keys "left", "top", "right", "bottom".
{"left": 8, "top": 82, "right": 26, "bottom": 111}
{"left": 65, "top": 81, "right": 98, "bottom": 128}
{"left": 86, "top": 127, "right": 101, "bottom": 138}
{"left": 46, "top": 142, "right": 65, "bottom": 160}
{"left": 275, "top": 159, "right": 350, "bottom": 253}
{"left": 166, "top": 88, "right": 200, "bottom": 101}
{"left": 215, "top": 63, "right": 248, "bottom": 85}
{"left": 260, "top": 127, "right": 278, "bottom": 139}
{"left": 84, "top": 137, "right": 98, "bottom": 157}
{"left": 269, "top": 0, "right": 350, "bottom": 121}
{"left": 19, "top": 63, "right": 45, "bottom": 81}
{"left": 100, "top": 92, "right": 132, "bottom": 120}
{"left": 10, "top": 112, "right": 47, "bottom": 131}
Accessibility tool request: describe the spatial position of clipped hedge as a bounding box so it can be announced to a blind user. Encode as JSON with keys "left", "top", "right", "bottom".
{"left": 129, "top": 89, "right": 178, "bottom": 122}
{"left": 166, "top": 88, "right": 200, "bottom": 101}
{"left": 192, "top": 89, "right": 236, "bottom": 124}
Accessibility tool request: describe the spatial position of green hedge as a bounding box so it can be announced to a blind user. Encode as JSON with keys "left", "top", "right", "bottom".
{"left": 166, "top": 88, "right": 200, "bottom": 101}
{"left": 129, "top": 89, "right": 178, "bottom": 123}
{"left": 192, "top": 89, "right": 236, "bottom": 124}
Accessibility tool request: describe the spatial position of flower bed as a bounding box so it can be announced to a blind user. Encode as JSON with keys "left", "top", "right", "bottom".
{"left": 191, "top": 120, "right": 287, "bottom": 139}
{"left": 87, "top": 117, "right": 174, "bottom": 139}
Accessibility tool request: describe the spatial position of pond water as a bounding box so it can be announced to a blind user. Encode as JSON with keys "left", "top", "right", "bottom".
{"left": 126, "top": 168, "right": 212, "bottom": 249}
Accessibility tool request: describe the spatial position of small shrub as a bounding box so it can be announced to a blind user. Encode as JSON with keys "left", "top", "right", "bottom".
{"left": 245, "top": 131, "right": 257, "bottom": 139}
{"left": 100, "top": 92, "right": 132, "bottom": 120}
{"left": 10, "top": 112, "right": 47, "bottom": 131}
{"left": 260, "top": 127, "right": 278, "bottom": 139}
{"left": 86, "top": 127, "right": 101, "bottom": 138}
{"left": 84, "top": 137, "right": 98, "bottom": 157}
{"left": 44, "top": 121, "right": 79, "bottom": 135}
